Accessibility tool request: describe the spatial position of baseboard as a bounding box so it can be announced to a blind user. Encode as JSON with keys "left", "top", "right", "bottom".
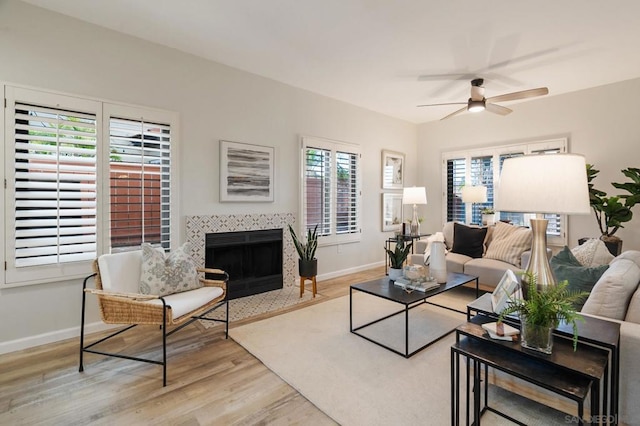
{"left": 2, "top": 262, "right": 385, "bottom": 355}
{"left": 0, "top": 321, "right": 118, "bottom": 355}
{"left": 316, "top": 261, "right": 384, "bottom": 281}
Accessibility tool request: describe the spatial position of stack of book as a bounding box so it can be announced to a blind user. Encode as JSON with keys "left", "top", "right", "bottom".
{"left": 481, "top": 322, "right": 520, "bottom": 341}
{"left": 393, "top": 277, "right": 440, "bottom": 293}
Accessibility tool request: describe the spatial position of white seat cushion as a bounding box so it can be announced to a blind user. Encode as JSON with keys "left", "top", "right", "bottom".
{"left": 581, "top": 259, "right": 640, "bottom": 320}
{"left": 145, "top": 286, "right": 224, "bottom": 319}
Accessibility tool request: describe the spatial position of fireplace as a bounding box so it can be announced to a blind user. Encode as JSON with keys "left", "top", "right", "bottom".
{"left": 205, "top": 229, "right": 283, "bottom": 299}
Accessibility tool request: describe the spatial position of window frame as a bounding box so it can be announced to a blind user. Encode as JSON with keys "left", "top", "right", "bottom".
{"left": 2, "top": 84, "right": 179, "bottom": 288}
{"left": 299, "top": 135, "right": 361, "bottom": 247}
{"left": 442, "top": 138, "right": 569, "bottom": 246}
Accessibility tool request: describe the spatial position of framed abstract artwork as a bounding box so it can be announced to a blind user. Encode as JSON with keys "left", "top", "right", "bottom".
{"left": 220, "top": 140, "right": 275, "bottom": 202}
{"left": 382, "top": 193, "right": 403, "bottom": 231}
{"left": 381, "top": 150, "right": 404, "bottom": 189}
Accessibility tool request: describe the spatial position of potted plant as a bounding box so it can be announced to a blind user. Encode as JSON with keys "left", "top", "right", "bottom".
{"left": 288, "top": 224, "right": 319, "bottom": 277}
{"left": 384, "top": 238, "right": 413, "bottom": 281}
{"left": 585, "top": 164, "right": 640, "bottom": 255}
{"left": 481, "top": 207, "right": 495, "bottom": 226}
{"left": 498, "top": 273, "right": 588, "bottom": 354}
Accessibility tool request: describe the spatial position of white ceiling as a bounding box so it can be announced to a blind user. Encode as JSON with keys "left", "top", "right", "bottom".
{"left": 22, "top": 0, "right": 640, "bottom": 123}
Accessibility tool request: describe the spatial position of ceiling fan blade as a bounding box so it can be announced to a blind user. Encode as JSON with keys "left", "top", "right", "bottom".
{"left": 417, "top": 102, "right": 467, "bottom": 107}
{"left": 486, "top": 87, "right": 549, "bottom": 103}
{"left": 441, "top": 106, "right": 468, "bottom": 120}
{"left": 485, "top": 103, "right": 512, "bottom": 116}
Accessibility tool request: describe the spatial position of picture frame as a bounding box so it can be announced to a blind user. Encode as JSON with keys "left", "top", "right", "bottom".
{"left": 381, "top": 150, "right": 405, "bottom": 189}
{"left": 382, "top": 193, "right": 403, "bottom": 231}
{"left": 491, "top": 269, "right": 521, "bottom": 314}
{"left": 220, "top": 140, "right": 275, "bottom": 202}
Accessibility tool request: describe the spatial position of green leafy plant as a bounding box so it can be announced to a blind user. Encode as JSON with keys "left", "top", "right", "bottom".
{"left": 384, "top": 238, "right": 413, "bottom": 269}
{"left": 481, "top": 207, "right": 495, "bottom": 215}
{"left": 288, "top": 224, "right": 318, "bottom": 261}
{"left": 586, "top": 164, "right": 640, "bottom": 240}
{"left": 498, "top": 273, "right": 588, "bottom": 350}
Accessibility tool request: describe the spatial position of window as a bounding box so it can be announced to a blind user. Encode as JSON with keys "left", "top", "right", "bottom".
{"left": 108, "top": 116, "right": 171, "bottom": 251}
{"left": 4, "top": 86, "right": 177, "bottom": 286}
{"left": 300, "top": 136, "right": 361, "bottom": 245}
{"left": 442, "top": 138, "right": 568, "bottom": 246}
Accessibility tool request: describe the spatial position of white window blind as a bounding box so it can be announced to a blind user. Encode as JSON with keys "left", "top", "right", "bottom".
{"left": 446, "top": 158, "right": 466, "bottom": 223}
{"left": 301, "top": 136, "right": 361, "bottom": 245}
{"left": 13, "top": 103, "right": 97, "bottom": 267}
{"left": 109, "top": 117, "right": 172, "bottom": 251}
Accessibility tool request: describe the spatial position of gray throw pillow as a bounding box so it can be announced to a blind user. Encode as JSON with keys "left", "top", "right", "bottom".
{"left": 139, "top": 243, "right": 202, "bottom": 296}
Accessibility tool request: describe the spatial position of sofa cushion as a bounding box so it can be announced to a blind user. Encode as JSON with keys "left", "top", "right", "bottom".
{"left": 614, "top": 250, "right": 640, "bottom": 268}
{"left": 581, "top": 258, "right": 640, "bottom": 320}
{"left": 451, "top": 223, "right": 487, "bottom": 258}
{"left": 139, "top": 243, "right": 202, "bottom": 296}
{"left": 445, "top": 252, "right": 470, "bottom": 274}
{"left": 464, "top": 258, "right": 521, "bottom": 288}
{"left": 484, "top": 221, "right": 532, "bottom": 267}
{"left": 625, "top": 289, "right": 640, "bottom": 324}
{"left": 550, "top": 246, "right": 609, "bottom": 309}
{"left": 571, "top": 238, "right": 614, "bottom": 267}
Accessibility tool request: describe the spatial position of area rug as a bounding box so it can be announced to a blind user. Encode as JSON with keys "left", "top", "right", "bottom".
{"left": 230, "top": 289, "right": 569, "bottom": 425}
{"left": 200, "top": 285, "right": 319, "bottom": 327}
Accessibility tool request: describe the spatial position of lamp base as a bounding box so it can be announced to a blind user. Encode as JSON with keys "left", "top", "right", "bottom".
{"left": 522, "top": 217, "right": 556, "bottom": 297}
{"left": 412, "top": 204, "right": 420, "bottom": 235}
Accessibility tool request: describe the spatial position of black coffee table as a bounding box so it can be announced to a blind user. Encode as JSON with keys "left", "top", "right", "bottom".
{"left": 349, "top": 273, "right": 479, "bottom": 358}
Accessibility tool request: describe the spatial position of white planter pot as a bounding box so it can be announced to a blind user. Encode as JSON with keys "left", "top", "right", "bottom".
{"left": 388, "top": 268, "right": 403, "bottom": 282}
{"left": 482, "top": 214, "right": 495, "bottom": 226}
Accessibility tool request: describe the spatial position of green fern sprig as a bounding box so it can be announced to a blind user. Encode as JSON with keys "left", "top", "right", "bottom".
{"left": 498, "top": 272, "right": 588, "bottom": 351}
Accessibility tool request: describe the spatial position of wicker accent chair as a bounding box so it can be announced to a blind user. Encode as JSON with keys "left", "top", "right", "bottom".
{"left": 79, "top": 250, "right": 229, "bottom": 386}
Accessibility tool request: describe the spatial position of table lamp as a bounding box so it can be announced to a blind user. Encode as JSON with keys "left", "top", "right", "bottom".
{"left": 402, "top": 186, "right": 427, "bottom": 235}
{"left": 461, "top": 185, "right": 488, "bottom": 224}
{"left": 495, "top": 154, "right": 590, "bottom": 290}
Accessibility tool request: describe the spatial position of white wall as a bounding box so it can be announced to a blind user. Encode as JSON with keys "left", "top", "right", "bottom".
{"left": 0, "top": 1, "right": 416, "bottom": 352}
{"left": 417, "top": 78, "right": 640, "bottom": 251}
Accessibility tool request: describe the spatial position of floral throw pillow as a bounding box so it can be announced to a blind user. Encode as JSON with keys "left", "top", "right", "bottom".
{"left": 139, "top": 243, "right": 202, "bottom": 296}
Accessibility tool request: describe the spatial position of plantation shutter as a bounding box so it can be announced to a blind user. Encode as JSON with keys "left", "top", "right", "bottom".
{"left": 498, "top": 152, "right": 525, "bottom": 224}
{"left": 335, "top": 150, "right": 359, "bottom": 235}
{"left": 470, "top": 155, "right": 493, "bottom": 224}
{"left": 5, "top": 87, "right": 100, "bottom": 285}
{"left": 303, "top": 146, "right": 332, "bottom": 236}
{"left": 446, "top": 158, "right": 466, "bottom": 222}
{"left": 109, "top": 117, "right": 172, "bottom": 251}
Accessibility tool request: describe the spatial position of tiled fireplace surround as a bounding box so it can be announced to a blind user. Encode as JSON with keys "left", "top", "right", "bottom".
{"left": 185, "top": 213, "right": 297, "bottom": 289}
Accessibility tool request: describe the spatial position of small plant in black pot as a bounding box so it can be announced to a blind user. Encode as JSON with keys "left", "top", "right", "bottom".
{"left": 288, "top": 224, "right": 319, "bottom": 277}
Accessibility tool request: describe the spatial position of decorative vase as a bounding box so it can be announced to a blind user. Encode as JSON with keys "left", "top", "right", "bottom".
{"left": 520, "top": 316, "right": 553, "bottom": 354}
{"left": 298, "top": 259, "right": 318, "bottom": 277}
{"left": 430, "top": 241, "right": 447, "bottom": 283}
{"left": 388, "top": 267, "right": 403, "bottom": 282}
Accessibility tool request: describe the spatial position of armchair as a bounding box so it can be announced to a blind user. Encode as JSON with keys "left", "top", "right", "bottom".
{"left": 79, "top": 249, "right": 229, "bottom": 386}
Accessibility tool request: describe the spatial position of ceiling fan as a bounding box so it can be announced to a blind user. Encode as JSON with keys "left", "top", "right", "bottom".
{"left": 417, "top": 78, "right": 549, "bottom": 120}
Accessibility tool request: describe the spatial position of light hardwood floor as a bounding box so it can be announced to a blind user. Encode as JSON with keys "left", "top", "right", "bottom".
{"left": 0, "top": 267, "right": 386, "bottom": 425}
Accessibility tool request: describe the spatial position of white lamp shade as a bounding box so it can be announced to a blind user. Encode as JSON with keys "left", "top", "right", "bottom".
{"left": 402, "top": 186, "right": 427, "bottom": 205}
{"left": 461, "top": 185, "right": 488, "bottom": 203}
{"left": 495, "top": 154, "right": 590, "bottom": 214}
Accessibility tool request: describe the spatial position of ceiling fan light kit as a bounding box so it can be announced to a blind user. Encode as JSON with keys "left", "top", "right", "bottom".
{"left": 418, "top": 77, "right": 549, "bottom": 120}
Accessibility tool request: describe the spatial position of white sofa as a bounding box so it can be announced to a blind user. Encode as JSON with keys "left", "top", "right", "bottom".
{"left": 409, "top": 221, "right": 537, "bottom": 289}
{"left": 580, "top": 250, "right": 640, "bottom": 425}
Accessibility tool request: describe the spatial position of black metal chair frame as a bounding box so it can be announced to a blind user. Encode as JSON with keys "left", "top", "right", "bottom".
{"left": 79, "top": 272, "right": 229, "bottom": 387}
